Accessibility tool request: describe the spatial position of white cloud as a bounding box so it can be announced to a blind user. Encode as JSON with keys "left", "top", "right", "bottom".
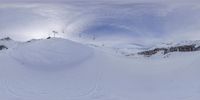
{"left": 0, "top": 1, "right": 200, "bottom": 44}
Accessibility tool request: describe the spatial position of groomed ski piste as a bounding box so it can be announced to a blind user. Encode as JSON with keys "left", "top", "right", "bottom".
{"left": 0, "top": 37, "right": 200, "bottom": 100}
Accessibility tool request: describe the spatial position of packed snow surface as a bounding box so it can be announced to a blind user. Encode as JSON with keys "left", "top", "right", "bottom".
{"left": 10, "top": 38, "right": 93, "bottom": 71}
{"left": 0, "top": 38, "right": 200, "bottom": 100}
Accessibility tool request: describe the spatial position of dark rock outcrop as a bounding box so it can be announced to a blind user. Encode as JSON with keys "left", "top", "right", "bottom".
{"left": 138, "top": 44, "right": 199, "bottom": 56}
{"left": 138, "top": 48, "right": 168, "bottom": 57}
{"left": 0, "top": 37, "right": 12, "bottom": 41}
{"left": 0, "top": 45, "right": 8, "bottom": 50}
{"left": 47, "top": 37, "right": 51, "bottom": 39}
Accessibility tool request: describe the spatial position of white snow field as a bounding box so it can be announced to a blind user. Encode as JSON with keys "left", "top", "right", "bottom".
{"left": 0, "top": 38, "right": 200, "bottom": 100}
{"left": 0, "top": 2, "right": 200, "bottom": 100}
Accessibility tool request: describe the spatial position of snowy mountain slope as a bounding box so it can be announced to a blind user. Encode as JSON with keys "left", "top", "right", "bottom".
{"left": 87, "top": 39, "right": 200, "bottom": 57}
{"left": 0, "top": 38, "right": 200, "bottom": 100}
{"left": 149, "top": 40, "right": 200, "bottom": 50}
{"left": 135, "top": 40, "right": 200, "bottom": 57}
{"left": 0, "top": 37, "right": 21, "bottom": 49}
{"left": 10, "top": 38, "right": 93, "bottom": 71}
{"left": 1, "top": 1, "right": 200, "bottom": 100}
{"left": 0, "top": 38, "right": 98, "bottom": 100}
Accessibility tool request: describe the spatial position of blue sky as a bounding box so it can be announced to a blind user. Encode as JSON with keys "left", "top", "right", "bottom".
{"left": 0, "top": 0, "right": 200, "bottom": 44}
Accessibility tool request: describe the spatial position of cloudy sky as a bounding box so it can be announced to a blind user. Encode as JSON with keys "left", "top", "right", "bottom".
{"left": 0, "top": 0, "right": 199, "bottom": 4}
{"left": 0, "top": 0, "right": 200, "bottom": 44}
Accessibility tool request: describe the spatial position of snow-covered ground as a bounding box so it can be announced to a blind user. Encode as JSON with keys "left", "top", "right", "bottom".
{"left": 1, "top": 2, "right": 200, "bottom": 100}
{"left": 0, "top": 38, "right": 200, "bottom": 100}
